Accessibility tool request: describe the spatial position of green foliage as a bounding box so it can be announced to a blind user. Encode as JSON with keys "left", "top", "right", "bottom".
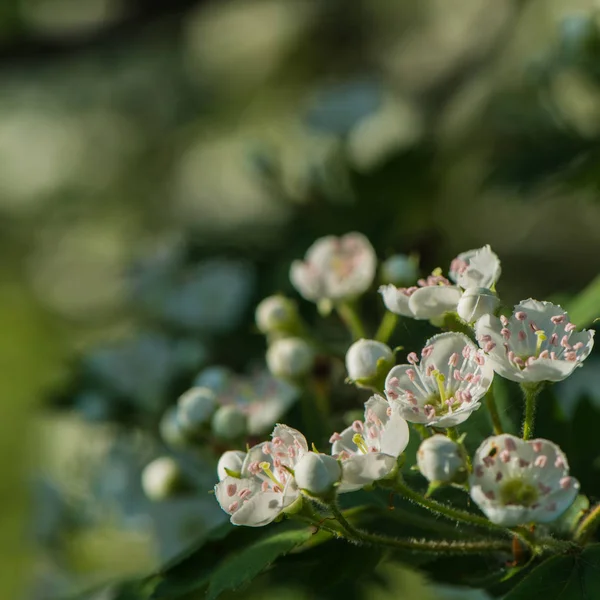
{"left": 504, "top": 545, "right": 600, "bottom": 600}
{"left": 566, "top": 274, "right": 600, "bottom": 328}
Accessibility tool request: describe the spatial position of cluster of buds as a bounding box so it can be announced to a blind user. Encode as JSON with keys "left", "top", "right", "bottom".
{"left": 146, "top": 232, "right": 595, "bottom": 543}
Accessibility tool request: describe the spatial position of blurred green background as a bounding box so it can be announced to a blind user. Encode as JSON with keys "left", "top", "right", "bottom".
{"left": 3, "top": 0, "right": 600, "bottom": 598}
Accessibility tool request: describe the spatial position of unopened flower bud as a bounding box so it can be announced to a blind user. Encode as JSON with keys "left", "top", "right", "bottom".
{"left": 417, "top": 435, "right": 464, "bottom": 484}
{"left": 211, "top": 405, "right": 247, "bottom": 440}
{"left": 294, "top": 452, "right": 341, "bottom": 497}
{"left": 142, "top": 457, "right": 185, "bottom": 501}
{"left": 255, "top": 295, "right": 299, "bottom": 334}
{"left": 380, "top": 254, "right": 418, "bottom": 286}
{"left": 345, "top": 339, "right": 394, "bottom": 388}
{"left": 457, "top": 287, "right": 500, "bottom": 324}
{"left": 177, "top": 387, "right": 217, "bottom": 435}
{"left": 266, "top": 337, "right": 315, "bottom": 380}
{"left": 217, "top": 450, "right": 246, "bottom": 481}
{"left": 193, "top": 366, "right": 233, "bottom": 394}
{"left": 160, "top": 407, "right": 188, "bottom": 448}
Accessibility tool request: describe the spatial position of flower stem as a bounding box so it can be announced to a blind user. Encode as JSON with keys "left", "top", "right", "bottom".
{"left": 485, "top": 386, "right": 503, "bottom": 435}
{"left": 393, "top": 477, "right": 508, "bottom": 537}
{"left": 328, "top": 503, "right": 511, "bottom": 555}
{"left": 336, "top": 302, "right": 367, "bottom": 340}
{"left": 374, "top": 312, "right": 398, "bottom": 344}
{"left": 521, "top": 383, "right": 542, "bottom": 440}
{"left": 574, "top": 503, "right": 600, "bottom": 545}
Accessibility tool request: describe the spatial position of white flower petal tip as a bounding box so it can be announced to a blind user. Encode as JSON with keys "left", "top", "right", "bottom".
{"left": 417, "top": 435, "right": 464, "bottom": 484}
{"left": 379, "top": 275, "right": 461, "bottom": 320}
{"left": 345, "top": 338, "right": 394, "bottom": 386}
{"left": 331, "top": 394, "right": 409, "bottom": 492}
{"left": 449, "top": 245, "right": 501, "bottom": 290}
{"left": 457, "top": 287, "right": 500, "bottom": 324}
{"left": 475, "top": 299, "right": 595, "bottom": 383}
{"left": 384, "top": 332, "right": 493, "bottom": 428}
{"left": 469, "top": 434, "right": 580, "bottom": 526}
{"left": 217, "top": 450, "right": 247, "bottom": 481}
{"left": 215, "top": 425, "right": 307, "bottom": 527}
{"left": 290, "top": 232, "right": 376, "bottom": 303}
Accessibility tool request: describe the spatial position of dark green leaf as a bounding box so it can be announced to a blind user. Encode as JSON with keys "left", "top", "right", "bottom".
{"left": 206, "top": 526, "right": 313, "bottom": 600}
{"left": 565, "top": 274, "right": 600, "bottom": 327}
{"left": 505, "top": 544, "right": 600, "bottom": 599}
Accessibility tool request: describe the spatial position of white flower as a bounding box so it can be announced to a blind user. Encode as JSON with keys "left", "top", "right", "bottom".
{"left": 266, "top": 337, "right": 315, "bottom": 380}
{"left": 417, "top": 435, "right": 464, "bottom": 483}
{"left": 294, "top": 452, "right": 342, "bottom": 496}
{"left": 211, "top": 405, "right": 247, "bottom": 439}
{"left": 469, "top": 434, "right": 579, "bottom": 526}
{"left": 449, "top": 245, "right": 501, "bottom": 290}
{"left": 345, "top": 338, "right": 394, "bottom": 384}
{"left": 379, "top": 273, "right": 461, "bottom": 320}
{"left": 475, "top": 299, "right": 595, "bottom": 383}
{"left": 384, "top": 333, "right": 493, "bottom": 428}
{"left": 290, "top": 232, "right": 376, "bottom": 303}
{"left": 331, "top": 395, "right": 409, "bottom": 492}
{"left": 177, "top": 387, "right": 217, "bottom": 434}
{"left": 380, "top": 254, "right": 418, "bottom": 286}
{"left": 142, "top": 457, "right": 183, "bottom": 501}
{"left": 193, "top": 365, "right": 234, "bottom": 394}
{"left": 217, "top": 450, "right": 247, "bottom": 481}
{"left": 457, "top": 287, "right": 500, "bottom": 324}
{"left": 255, "top": 295, "right": 299, "bottom": 334}
{"left": 215, "top": 424, "right": 307, "bottom": 527}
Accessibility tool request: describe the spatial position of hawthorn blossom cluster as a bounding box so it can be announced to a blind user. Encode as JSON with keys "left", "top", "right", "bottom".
{"left": 144, "top": 232, "right": 596, "bottom": 536}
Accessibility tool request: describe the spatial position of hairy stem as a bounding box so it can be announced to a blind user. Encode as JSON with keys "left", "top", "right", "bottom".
{"left": 328, "top": 503, "right": 511, "bottom": 555}
{"left": 574, "top": 503, "right": 600, "bottom": 545}
{"left": 521, "top": 383, "right": 542, "bottom": 440}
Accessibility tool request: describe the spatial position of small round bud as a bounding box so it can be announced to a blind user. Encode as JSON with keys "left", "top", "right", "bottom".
{"left": 380, "top": 254, "right": 418, "bottom": 286}
{"left": 160, "top": 407, "right": 188, "bottom": 448}
{"left": 142, "top": 457, "right": 184, "bottom": 501}
{"left": 255, "top": 295, "right": 299, "bottom": 334}
{"left": 417, "top": 435, "right": 464, "bottom": 484}
{"left": 266, "top": 337, "right": 315, "bottom": 380}
{"left": 211, "top": 405, "right": 247, "bottom": 440}
{"left": 294, "top": 452, "right": 341, "bottom": 496}
{"left": 177, "top": 387, "right": 217, "bottom": 434}
{"left": 345, "top": 339, "right": 394, "bottom": 386}
{"left": 457, "top": 287, "right": 500, "bottom": 324}
{"left": 193, "top": 366, "right": 233, "bottom": 394}
{"left": 217, "top": 450, "right": 247, "bottom": 481}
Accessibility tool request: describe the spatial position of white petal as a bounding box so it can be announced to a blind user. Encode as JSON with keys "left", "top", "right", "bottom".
{"left": 364, "top": 394, "right": 391, "bottom": 423}
{"left": 456, "top": 246, "right": 501, "bottom": 290}
{"left": 470, "top": 487, "right": 532, "bottom": 526}
{"left": 420, "top": 332, "right": 474, "bottom": 373}
{"left": 338, "top": 453, "right": 397, "bottom": 492}
{"left": 378, "top": 284, "right": 414, "bottom": 317}
{"left": 290, "top": 261, "right": 321, "bottom": 302}
{"left": 230, "top": 490, "right": 285, "bottom": 527}
{"left": 408, "top": 286, "right": 461, "bottom": 319}
{"left": 522, "top": 359, "right": 579, "bottom": 383}
{"left": 332, "top": 425, "right": 358, "bottom": 456}
{"left": 272, "top": 424, "right": 309, "bottom": 453}
{"left": 429, "top": 403, "right": 481, "bottom": 428}
{"left": 378, "top": 409, "right": 410, "bottom": 457}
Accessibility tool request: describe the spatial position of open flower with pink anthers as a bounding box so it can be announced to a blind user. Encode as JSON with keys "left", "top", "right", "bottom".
{"left": 379, "top": 271, "right": 461, "bottom": 320}
{"left": 475, "top": 299, "right": 594, "bottom": 383}
{"left": 469, "top": 434, "right": 579, "bottom": 526}
{"left": 290, "top": 232, "right": 376, "bottom": 304}
{"left": 449, "top": 245, "right": 501, "bottom": 291}
{"left": 215, "top": 424, "right": 307, "bottom": 527}
{"left": 330, "top": 395, "right": 409, "bottom": 492}
{"left": 384, "top": 333, "right": 494, "bottom": 428}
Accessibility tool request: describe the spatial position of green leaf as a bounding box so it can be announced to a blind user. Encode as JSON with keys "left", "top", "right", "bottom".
{"left": 206, "top": 526, "right": 313, "bottom": 600}
{"left": 504, "top": 544, "right": 600, "bottom": 599}
{"left": 565, "top": 274, "right": 600, "bottom": 327}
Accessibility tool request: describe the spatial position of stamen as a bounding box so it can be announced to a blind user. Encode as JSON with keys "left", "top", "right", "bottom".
{"left": 515, "top": 311, "right": 527, "bottom": 321}
{"left": 407, "top": 352, "right": 419, "bottom": 364}
{"left": 535, "top": 330, "right": 547, "bottom": 357}
{"left": 352, "top": 433, "right": 369, "bottom": 454}
{"left": 448, "top": 352, "right": 459, "bottom": 367}
{"left": 228, "top": 501, "right": 239, "bottom": 512}
{"left": 329, "top": 432, "right": 342, "bottom": 443}
{"left": 551, "top": 315, "right": 565, "bottom": 325}
{"left": 260, "top": 462, "right": 283, "bottom": 488}
{"left": 352, "top": 420, "right": 364, "bottom": 433}
{"left": 227, "top": 484, "right": 237, "bottom": 497}
{"left": 433, "top": 370, "right": 447, "bottom": 402}
{"left": 565, "top": 323, "right": 577, "bottom": 332}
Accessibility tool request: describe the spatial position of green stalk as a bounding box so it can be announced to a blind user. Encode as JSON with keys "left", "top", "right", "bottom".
{"left": 336, "top": 302, "right": 367, "bottom": 340}
{"left": 374, "top": 312, "right": 399, "bottom": 344}
{"left": 574, "top": 503, "right": 600, "bottom": 545}
{"left": 521, "top": 383, "right": 543, "bottom": 440}
{"left": 485, "top": 387, "right": 503, "bottom": 435}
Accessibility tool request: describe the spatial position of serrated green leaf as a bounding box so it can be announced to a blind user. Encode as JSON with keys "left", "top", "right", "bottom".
{"left": 504, "top": 544, "right": 600, "bottom": 599}
{"left": 206, "top": 526, "right": 313, "bottom": 600}
{"left": 565, "top": 274, "right": 600, "bottom": 327}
